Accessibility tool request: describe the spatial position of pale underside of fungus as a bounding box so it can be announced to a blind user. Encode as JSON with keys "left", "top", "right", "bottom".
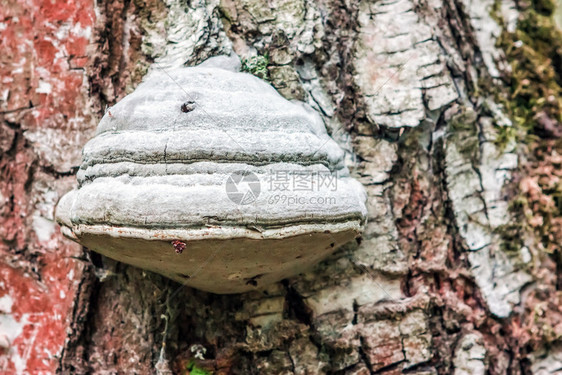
{"left": 56, "top": 56, "right": 367, "bottom": 294}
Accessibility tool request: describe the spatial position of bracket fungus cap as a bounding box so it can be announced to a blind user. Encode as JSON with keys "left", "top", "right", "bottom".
{"left": 56, "top": 58, "right": 367, "bottom": 294}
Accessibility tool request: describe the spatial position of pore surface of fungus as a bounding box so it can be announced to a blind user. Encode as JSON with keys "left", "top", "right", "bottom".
{"left": 56, "top": 57, "right": 367, "bottom": 293}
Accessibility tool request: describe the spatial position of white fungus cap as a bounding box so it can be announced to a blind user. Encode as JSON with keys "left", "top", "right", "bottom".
{"left": 56, "top": 57, "right": 367, "bottom": 294}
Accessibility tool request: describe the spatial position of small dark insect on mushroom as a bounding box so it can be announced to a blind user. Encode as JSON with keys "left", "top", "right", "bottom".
{"left": 245, "top": 273, "right": 264, "bottom": 287}
{"left": 172, "top": 240, "right": 186, "bottom": 254}
{"left": 181, "top": 100, "right": 196, "bottom": 113}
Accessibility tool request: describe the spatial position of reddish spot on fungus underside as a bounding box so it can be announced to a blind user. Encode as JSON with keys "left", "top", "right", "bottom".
{"left": 172, "top": 240, "right": 187, "bottom": 254}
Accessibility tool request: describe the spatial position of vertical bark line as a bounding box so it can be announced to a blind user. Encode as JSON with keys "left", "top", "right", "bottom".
{"left": 88, "top": 0, "right": 149, "bottom": 116}
{"left": 317, "top": 0, "right": 364, "bottom": 133}
{"left": 58, "top": 262, "right": 96, "bottom": 373}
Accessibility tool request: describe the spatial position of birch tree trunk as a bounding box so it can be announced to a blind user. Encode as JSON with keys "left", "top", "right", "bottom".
{"left": 2, "top": 0, "right": 562, "bottom": 373}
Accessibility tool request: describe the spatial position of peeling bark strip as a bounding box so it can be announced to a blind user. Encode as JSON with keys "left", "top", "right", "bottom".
{"left": 2, "top": 0, "right": 562, "bottom": 373}
{"left": 354, "top": 0, "right": 459, "bottom": 128}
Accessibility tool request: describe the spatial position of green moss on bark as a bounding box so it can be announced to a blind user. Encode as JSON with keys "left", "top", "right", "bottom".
{"left": 241, "top": 54, "right": 270, "bottom": 81}
{"left": 494, "top": 0, "right": 562, "bottom": 256}
{"left": 496, "top": 0, "right": 562, "bottom": 140}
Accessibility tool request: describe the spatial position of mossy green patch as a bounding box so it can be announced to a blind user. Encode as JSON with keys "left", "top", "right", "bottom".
{"left": 185, "top": 360, "right": 212, "bottom": 375}
{"left": 241, "top": 54, "right": 270, "bottom": 81}
{"left": 493, "top": 0, "right": 562, "bottom": 255}
{"left": 495, "top": 2, "right": 562, "bottom": 143}
{"left": 448, "top": 106, "right": 481, "bottom": 159}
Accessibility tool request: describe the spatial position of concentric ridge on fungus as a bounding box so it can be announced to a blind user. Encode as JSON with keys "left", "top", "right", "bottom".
{"left": 56, "top": 56, "right": 368, "bottom": 294}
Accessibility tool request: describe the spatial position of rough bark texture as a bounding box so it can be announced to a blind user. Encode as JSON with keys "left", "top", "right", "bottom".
{"left": 3, "top": 0, "right": 562, "bottom": 374}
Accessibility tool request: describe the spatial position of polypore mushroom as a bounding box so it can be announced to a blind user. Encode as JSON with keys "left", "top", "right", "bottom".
{"left": 56, "top": 56, "right": 367, "bottom": 294}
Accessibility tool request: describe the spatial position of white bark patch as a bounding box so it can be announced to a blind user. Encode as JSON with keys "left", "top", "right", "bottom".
{"left": 460, "top": 0, "right": 517, "bottom": 76}
{"left": 35, "top": 81, "right": 52, "bottom": 94}
{"left": 530, "top": 344, "right": 562, "bottom": 375}
{"left": 0, "top": 296, "right": 27, "bottom": 375}
{"left": 0, "top": 295, "right": 13, "bottom": 315}
{"left": 305, "top": 273, "right": 402, "bottom": 316}
{"left": 30, "top": 179, "right": 64, "bottom": 244}
{"left": 399, "top": 310, "right": 433, "bottom": 368}
{"left": 444, "top": 107, "right": 532, "bottom": 317}
{"left": 142, "top": 0, "right": 232, "bottom": 69}
{"left": 359, "top": 310, "right": 432, "bottom": 371}
{"left": 354, "top": 0, "right": 458, "bottom": 128}
{"left": 32, "top": 214, "right": 55, "bottom": 243}
{"left": 352, "top": 138, "right": 408, "bottom": 274}
{"left": 24, "top": 123, "right": 95, "bottom": 174}
{"left": 453, "top": 332, "right": 486, "bottom": 375}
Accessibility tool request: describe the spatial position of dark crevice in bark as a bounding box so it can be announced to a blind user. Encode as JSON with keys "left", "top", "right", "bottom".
{"left": 442, "top": 0, "right": 483, "bottom": 96}
{"left": 74, "top": 269, "right": 102, "bottom": 374}
{"left": 89, "top": 0, "right": 147, "bottom": 118}
{"left": 357, "top": 336, "right": 375, "bottom": 374}
{"left": 58, "top": 256, "right": 96, "bottom": 373}
{"left": 283, "top": 281, "right": 313, "bottom": 326}
{"left": 22, "top": 158, "right": 37, "bottom": 194}
{"left": 370, "top": 357, "right": 405, "bottom": 374}
{"left": 0, "top": 104, "right": 34, "bottom": 115}
{"left": 1, "top": 122, "right": 37, "bottom": 260}
{"left": 352, "top": 300, "right": 359, "bottom": 326}
{"left": 39, "top": 164, "right": 80, "bottom": 177}
{"left": 426, "top": 304, "right": 458, "bottom": 374}
{"left": 2, "top": 120, "right": 24, "bottom": 158}
{"left": 318, "top": 0, "right": 366, "bottom": 133}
